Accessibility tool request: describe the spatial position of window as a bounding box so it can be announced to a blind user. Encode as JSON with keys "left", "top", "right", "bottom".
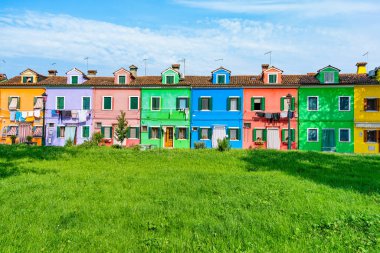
{"left": 82, "top": 97, "right": 91, "bottom": 110}
{"left": 141, "top": 125, "right": 148, "bottom": 132}
{"left": 217, "top": 74, "right": 226, "bottom": 84}
{"left": 95, "top": 122, "right": 102, "bottom": 129}
{"left": 307, "top": 128, "right": 318, "bottom": 142}
{"left": 34, "top": 97, "right": 43, "bottom": 109}
{"left": 82, "top": 126, "right": 90, "bottom": 138}
{"left": 339, "top": 129, "right": 350, "bottom": 142}
{"left": 71, "top": 76, "right": 78, "bottom": 84}
{"left": 228, "top": 128, "right": 240, "bottom": 141}
{"left": 324, "top": 72, "right": 335, "bottom": 83}
{"left": 33, "top": 126, "right": 43, "bottom": 137}
{"left": 57, "top": 126, "right": 65, "bottom": 138}
{"left": 339, "top": 97, "right": 350, "bottom": 111}
{"left": 128, "top": 127, "right": 139, "bottom": 139}
{"left": 364, "top": 130, "right": 378, "bottom": 143}
{"left": 268, "top": 74, "right": 277, "bottom": 84}
{"left": 281, "top": 97, "right": 295, "bottom": 111}
{"left": 176, "top": 127, "right": 188, "bottom": 140}
{"left": 282, "top": 129, "right": 295, "bottom": 142}
{"left": 101, "top": 127, "right": 112, "bottom": 139}
{"left": 56, "top": 97, "right": 65, "bottom": 110}
{"left": 200, "top": 97, "right": 212, "bottom": 111}
{"left": 177, "top": 97, "right": 189, "bottom": 110}
{"left": 151, "top": 97, "right": 161, "bottom": 111}
{"left": 253, "top": 129, "right": 266, "bottom": 142}
{"left": 251, "top": 97, "right": 265, "bottom": 111}
{"left": 149, "top": 127, "right": 160, "bottom": 139}
{"left": 102, "top": 96, "right": 112, "bottom": 110}
{"left": 364, "top": 98, "right": 379, "bottom": 111}
{"left": 307, "top": 97, "right": 318, "bottom": 111}
{"left": 8, "top": 96, "right": 20, "bottom": 110}
{"left": 166, "top": 75, "right": 175, "bottom": 84}
{"left": 119, "top": 75, "right": 126, "bottom": 84}
{"left": 244, "top": 123, "right": 251, "bottom": 129}
{"left": 129, "top": 96, "right": 139, "bottom": 110}
{"left": 228, "top": 97, "right": 240, "bottom": 111}
{"left": 22, "top": 76, "right": 34, "bottom": 83}
{"left": 200, "top": 128, "right": 211, "bottom": 140}
{"left": 48, "top": 123, "right": 54, "bottom": 128}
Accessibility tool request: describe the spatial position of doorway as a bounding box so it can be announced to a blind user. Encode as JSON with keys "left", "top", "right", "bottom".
{"left": 267, "top": 128, "right": 280, "bottom": 150}
{"left": 212, "top": 126, "right": 226, "bottom": 148}
{"left": 165, "top": 127, "right": 174, "bottom": 148}
{"left": 322, "top": 129, "right": 336, "bottom": 152}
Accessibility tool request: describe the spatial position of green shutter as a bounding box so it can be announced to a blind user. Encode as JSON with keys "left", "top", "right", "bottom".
{"left": 103, "top": 97, "right": 112, "bottom": 110}
{"left": 291, "top": 129, "right": 295, "bottom": 142}
{"left": 208, "top": 128, "right": 212, "bottom": 139}
{"left": 261, "top": 97, "right": 265, "bottom": 111}
{"left": 136, "top": 128, "right": 140, "bottom": 139}
{"left": 185, "top": 128, "right": 189, "bottom": 139}
{"left": 34, "top": 97, "right": 37, "bottom": 105}
{"left": 291, "top": 97, "right": 295, "bottom": 111}
{"left": 8, "top": 97, "right": 11, "bottom": 107}
{"left": 22, "top": 76, "right": 27, "bottom": 83}
{"left": 57, "top": 97, "right": 64, "bottom": 110}
{"left": 237, "top": 128, "right": 240, "bottom": 140}
{"left": 148, "top": 127, "right": 152, "bottom": 139}
{"left": 127, "top": 127, "right": 130, "bottom": 138}
{"left": 101, "top": 127, "right": 105, "bottom": 137}
{"left": 227, "top": 128, "right": 230, "bottom": 140}
{"left": 237, "top": 97, "right": 241, "bottom": 111}
{"left": 253, "top": 129, "right": 256, "bottom": 141}
{"left": 209, "top": 97, "right": 213, "bottom": 111}
{"left": 198, "top": 98, "right": 202, "bottom": 110}
{"left": 83, "top": 126, "right": 90, "bottom": 138}
{"left": 227, "top": 97, "right": 231, "bottom": 111}
{"left": 198, "top": 128, "right": 202, "bottom": 140}
{"left": 72, "top": 76, "right": 78, "bottom": 84}
{"left": 119, "top": 76, "right": 126, "bottom": 84}
{"left": 282, "top": 129, "right": 286, "bottom": 142}
{"left": 280, "top": 97, "right": 285, "bottom": 111}
{"left": 83, "top": 97, "right": 90, "bottom": 110}
{"left": 186, "top": 98, "right": 189, "bottom": 108}
{"left": 175, "top": 128, "right": 179, "bottom": 139}
{"left": 251, "top": 97, "right": 255, "bottom": 111}
{"left": 17, "top": 98, "right": 20, "bottom": 109}
{"left": 262, "top": 129, "right": 267, "bottom": 141}
{"left": 57, "top": 126, "right": 61, "bottom": 138}
{"left": 157, "top": 128, "right": 161, "bottom": 139}
{"left": 130, "top": 97, "right": 138, "bottom": 110}
{"left": 176, "top": 98, "right": 180, "bottom": 110}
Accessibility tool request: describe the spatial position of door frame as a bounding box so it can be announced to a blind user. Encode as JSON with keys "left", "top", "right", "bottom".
{"left": 163, "top": 126, "right": 174, "bottom": 148}
{"left": 322, "top": 128, "right": 336, "bottom": 152}
{"left": 266, "top": 127, "right": 280, "bottom": 150}
{"left": 212, "top": 125, "right": 226, "bottom": 148}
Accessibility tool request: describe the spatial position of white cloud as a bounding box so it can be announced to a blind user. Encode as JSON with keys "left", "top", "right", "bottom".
{"left": 0, "top": 11, "right": 379, "bottom": 77}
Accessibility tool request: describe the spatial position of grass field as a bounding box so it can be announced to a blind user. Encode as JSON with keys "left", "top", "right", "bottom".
{"left": 0, "top": 145, "right": 379, "bottom": 252}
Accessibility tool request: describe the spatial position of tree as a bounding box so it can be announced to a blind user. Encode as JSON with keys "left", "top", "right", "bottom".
{"left": 114, "top": 111, "right": 128, "bottom": 146}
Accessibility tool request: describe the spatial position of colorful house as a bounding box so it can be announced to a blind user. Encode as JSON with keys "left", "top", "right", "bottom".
{"left": 298, "top": 65, "right": 372, "bottom": 153}
{"left": 354, "top": 63, "right": 380, "bottom": 153}
{"left": 190, "top": 67, "right": 243, "bottom": 149}
{"left": 140, "top": 64, "right": 191, "bottom": 148}
{"left": 91, "top": 66, "right": 141, "bottom": 147}
{"left": 0, "top": 69, "right": 45, "bottom": 145}
{"left": 44, "top": 68, "right": 93, "bottom": 146}
{"left": 243, "top": 64, "right": 298, "bottom": 150}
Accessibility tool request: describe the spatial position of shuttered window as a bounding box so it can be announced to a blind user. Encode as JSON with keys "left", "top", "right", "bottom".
{"left": 57, "top": 126, "right": 65, "bottom": 138}
{"left": 217, "top": 75, "right": 226, "bottom": 84}
{"left": 176, "top": 97, "right": 189, "bottom": 110}
{"left": 103, "top": 97, "right": 112, "bottom": 110}
{"left": 101, "top": 126, "right": 112, "bottom": 138}
{"left": 253, "top": 129, "right": 267, "bottom": 142}
{"left": 268, "top": 74, "right": 277, "bottom": 84}
{"left": 228, "top": 128, "right": 240, "bottom": 141}
{"left": 149, "top": 127, "right": 161, "bottom": 139}
{"left": 71, "top": 76, "right": 78, "bottom": 84}
{"left": 151, "top": 97, "right": 160, "bottom": 111}
{"left": 82, "top": 126, "right": 90, "bottom": 138}
{"left": 200, "top": 97, "right": 212, "bottom": 111}
{"left": 130, "top": 97, "right": 139, "bottom": 110}
{"left": 166, "top": 75, "right": 175, "bottom": 84}
{"left": 199, "top": 128, "right": 211, "bottom": 140}
{"left": 22, "top": 76, "right": 34, "bottom": 83}
{"left": 282, "top": 129, "right": 295, "bottom": 142}
{"left": 82, "top": 97, "right": 91, "bottom": 110}
{"left": 119, "top": 76, "right": 126, "bottom": 84}
{"left": 127, "top": 127, "right": 139, "bottom": 139}
{"left": 8, "top": 97, "right": 20, "bottom": 110}
{"left": 175, "top": 127, "right": 188, "bottom": 140}
{"left": 227, "top": 97, "right": 240, "bottom": 111}
{"left": 251, "top": 97, "right": 265, "bottom": 111}
{"left": 56, "top": 97, "right": 65, "bottom": 110}
{"left": 364, "top": 98, "right": 379, "bottom": 111}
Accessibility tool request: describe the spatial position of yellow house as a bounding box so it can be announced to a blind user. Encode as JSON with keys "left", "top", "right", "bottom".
{"left": 0, "top": 69, "right": 45, "bottom": 145}
{"left": 354, "top": 64, "right": 380, "bottom": 153}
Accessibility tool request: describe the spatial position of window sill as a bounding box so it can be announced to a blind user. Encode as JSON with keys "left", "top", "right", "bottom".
{"left": 200, "top": 110, "right": 211, "bottom": 112}
{"left": 365, "top": 142, "right": 378, "bottom": 144}
{"left": 200, "top": 139, "right": 210, "bottom": 140}
{"left": 177, "top": 139, "right": 187, "bottom": 141}
{"left": 102, "top": 109, "right": 113, "bottom": 111}
{"left": 128, "top": 138, "right": 139, "bottom": 140}
{"left": 364, "top": 111, "right": 379, "bottom": 113}
{"left": 307, "top": 141, "right": 318, "bottom": 142}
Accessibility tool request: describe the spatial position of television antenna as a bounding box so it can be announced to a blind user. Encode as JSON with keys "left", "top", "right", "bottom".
{"left": 264, "top": 51, "right": 272, "bottom": 65}
{"left": 178, "top": 58, "right": 186, "bottom": 77}
{"left": 84, "top": 57, "right": 89, "bottom": 71}
{"left": 143, "top": 58, "right": 149, "bottom": 76}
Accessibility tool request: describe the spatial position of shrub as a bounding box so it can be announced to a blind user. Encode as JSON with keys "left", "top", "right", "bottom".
{"left": 10, "top": 135, "right": 17, "bottom": 145}
{"left": 64, "top": 139, "right": 74, "bottom": 147}
{"left": 194, "top": 142, "right": 206, "bottom": 149}
{"left": 26, "top": 136, "right": 33, "bottom": 142}
{"left": 111, "top": 144, "right": 122, "bottom": 149}
{"left": 217, "top": 138, "right": 231, "bottom": 152}
{"left": 92, "top": 132, "right": 103, "bottom": 146}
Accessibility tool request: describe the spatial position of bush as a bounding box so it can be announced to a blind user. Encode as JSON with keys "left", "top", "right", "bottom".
{"left": 10, "top": 135, "right": 17, "bottom": 145}
{"left": 217, "top": 138, "right": 231, "bottom": 152}
{"left": 111, "top": 144, "right": 122, "bottom": 149}
{"left": 92, "top": 132, "right": 103, "bottom": 146}
{"left": 26, "top": 136, "right": 33, "bottom": 142}
{"left": 64, "top": 139, "right": 74, "bottom": 147}
{"left": 194, "top": 142, "right": 206, "bottom": 149}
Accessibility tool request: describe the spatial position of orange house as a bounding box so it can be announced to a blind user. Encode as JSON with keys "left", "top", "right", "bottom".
{"left": 243, "top": 64, "right": 299, "bottom": 150}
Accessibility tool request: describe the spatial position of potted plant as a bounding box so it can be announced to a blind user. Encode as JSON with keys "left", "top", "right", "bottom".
{"left": 26, "top": 135, "right": 33, "bottom": 145}
{"left": 10, "top": 135, "right": 17, "bottom": 145}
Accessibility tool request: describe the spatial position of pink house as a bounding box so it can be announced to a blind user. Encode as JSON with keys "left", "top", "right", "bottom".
{"left": 91, "top": 66, "right": 141, "bottom": 146}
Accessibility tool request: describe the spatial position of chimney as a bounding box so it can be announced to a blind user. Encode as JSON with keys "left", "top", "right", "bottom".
{"left": 261, "top": 64, "right": 269, "bottom": 72}
{"left": 356, "top": 62, "right": 367, "bottom": 74}
{"left": 87, "top": 70, "right": 97, "bottom": 77}
{"left": 129, "top": 65, "right": 138, "bottom": 78}
{"left": 172, "top": 64, "right": 180, "bottom": 72}
{"left": 48, "top": 70, "right": 57, "bottom": 76}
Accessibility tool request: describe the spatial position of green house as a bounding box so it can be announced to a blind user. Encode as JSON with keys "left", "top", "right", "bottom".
{"left": 298, "top": 66, "right": 354, "bottom": 153}
{"left": 139, "top": 65, "right": 191, "bottom": 148}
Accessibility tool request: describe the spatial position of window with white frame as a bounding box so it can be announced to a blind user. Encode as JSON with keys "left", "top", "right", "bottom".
{"left": 324, "top": 72, "right": 335, "bottom": 83}
{"left": 166, "top": 75, "right": 175, "bottom": 84}
{"left": 229, "top": 128, "right": 239, "bottom": 141}
{"left": 129, "top": 96, "right": 139, "bottom": 110}
{"left": 229, "top": 97, "right": 238, "bottom": 111}
{"left": 339, "top": 129, "right": 350, "bottom": 142}
{"left": 151, "top": 97, "right": 161, "bottom": 111}
{"left": 200, "top": 128, "right": 210, "bottom": 140}
{"left": 339, "top": 97, "right": 350, "bottom": 111}
{"left": 307, "top": 97, "right": 318, "bottom": 111}
{"left": 217, "top": 74, "right": 226, "bottom": 84}
{"left": 307, "top": 128, "right": 318, "bottom": 142}
{"left": 268, "top": 74, "right": 277, "bottom": 84}
{"left": 102, "top": 96, "right": 112, "bottom": 110}
{"left": 56, "top": 97, "right": 65, "bottom": 110}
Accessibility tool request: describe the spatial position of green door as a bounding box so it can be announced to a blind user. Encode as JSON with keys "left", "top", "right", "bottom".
{"left": 322, "top": 129, "right": 336, "bottom": 152}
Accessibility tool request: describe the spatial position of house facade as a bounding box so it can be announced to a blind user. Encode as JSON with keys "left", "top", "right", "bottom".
{"left": 243, "top": 64, "right": 298, "bottom": 150}
{"left": 354, "top": 64, "right": 380, "bottom": 153}
{"left": 91, "top": 66, "right": 141, "bottom": 147}
{"left": 190, "top": 67, "right": 243, "bottom": 149}
{"left": 140, "top": 65, "right": 191, "bottom": 148}
{"left": 0, "top": 69, "right": 45, "bottom": 145}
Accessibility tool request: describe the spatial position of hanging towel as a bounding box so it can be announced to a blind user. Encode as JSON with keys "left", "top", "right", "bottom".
{"left": 62, "top": 111, "right": 72, "bottom": 117}
{"left": 256, "top": 112, "right": 265, "bottom": 117}
{"left": 289, "top": 111, "right": 295, "bottom": 119}
{"left": 27, "top": 111, "right": 34, "bottom": 117}
{"left": 15, "top": 111, "right": 22, "bottom": 121}
{"left": 273, "top": 113, "right": 280, "bottom": 121}
{"left": 280, "top": 111, "right": 288, "bottom": 118}
{"left": 51, "top": 110, "right": 58, "bottom": 117}
{"left": 10, "top": 111, "right": 16, "bottom": 121}
{"left": 22, "top": 111, "right": 28, "bottom": 119}
{"left": 34, "top": 110, "right": 41, "bottom": 118}
{"left": 78, "top": 110, "right": 87, "bottom": 123}
{"left": 265, "top": 113, "right": 272, "bottom": 119}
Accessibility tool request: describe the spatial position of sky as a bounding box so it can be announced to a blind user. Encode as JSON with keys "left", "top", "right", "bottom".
{"left": 0, "top": 0, "right": 378, "bottom": 77}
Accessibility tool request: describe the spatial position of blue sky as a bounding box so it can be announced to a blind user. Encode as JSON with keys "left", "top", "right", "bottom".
{"left": 0, "top": 0, "right": 378, "bottom": 77}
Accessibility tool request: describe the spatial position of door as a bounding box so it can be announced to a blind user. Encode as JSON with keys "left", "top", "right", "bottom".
{"left": 19, "top": 123, "right": 32, "bottom": 143}
{"left": 165, "top": 127, "right": 174, "bottom": 148}
{"left": 212, "top": 126, "right": 226, "bottom": 148}
{"left": 65, "top": 126, "right": 77, "bottom": 145}
{"left": 267, "top": 129, "right": 280, "bottom": 150}
{"left": 322, "top": 129, "right": 336, "bottom": 152}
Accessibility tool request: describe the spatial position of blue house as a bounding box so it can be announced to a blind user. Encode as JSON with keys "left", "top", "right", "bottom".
{"left": 190, "top": 67, "right": 243, "bottom": 148}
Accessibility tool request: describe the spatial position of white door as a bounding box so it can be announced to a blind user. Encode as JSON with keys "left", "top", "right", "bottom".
{"left": 267, "top": 129, "right": 280, "bottom": 150}
{"left": 212, "top": 126, "right": 226, "bottom": 148}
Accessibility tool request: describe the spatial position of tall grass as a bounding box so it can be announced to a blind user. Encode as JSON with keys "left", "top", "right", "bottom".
{"left": 0, "top": 145, "right": 379, "bottom": 252}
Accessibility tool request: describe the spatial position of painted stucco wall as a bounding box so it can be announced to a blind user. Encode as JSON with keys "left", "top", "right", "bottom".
{"left": 316, "top": 67, "right": 340, "bottom": 83}
{"left": 243, "top": 88, "right": 298, "bottom": 149}
{"left": 191, "top": 88, "right": 243, "bottom": 149}
{"left": 298, "top": 86, "right": 354, "bottom": 153}
{"left": 212, "top": 69, "right": 230, "bottom": 84}
{"left": 263, "top": 68, "right": 283, "bottom": 84}
{"left": 45, "top": 87, "right": 92, "bottom": 146}
{"left": 66, "top": 69, "right": 87, "bottom": 84}
{"left": 141, "top": 88, "right": 190, "bottom": 148}
{"left": 92, "top": 88, "right": 140, "bottom": 146}
{"left": 113, "top": 69, "right": 133, "bottom": 84}
{"left": 161, "top": 69, "right": 180, "bottom": 84}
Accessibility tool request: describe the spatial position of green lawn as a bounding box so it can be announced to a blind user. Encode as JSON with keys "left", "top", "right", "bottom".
{"left": 0, "top": 145, "right": 379, "bottom": 252}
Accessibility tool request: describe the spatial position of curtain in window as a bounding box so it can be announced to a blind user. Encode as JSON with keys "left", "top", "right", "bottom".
{"left": 9, "top": 97, "right": 18, "bottom": 110}
{"left": 65, "top": 126, "right": 77, "bottom": 143}
{"left": 309, "top": 98, "right": 317, "bottom": 110}
{"left": 34, "top": 97, "right": 43, "bottom": 109}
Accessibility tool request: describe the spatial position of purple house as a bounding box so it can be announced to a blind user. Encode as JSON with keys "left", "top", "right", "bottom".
{"left": 43, "top": 68, "right": 93, "bottom": 146}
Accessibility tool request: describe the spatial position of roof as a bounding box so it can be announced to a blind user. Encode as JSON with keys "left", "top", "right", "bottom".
{"left": 20, "top": 68, "right": 44, "bottom": 77}
{"left": 66, "top": 67, "right": 86, "bottom": 75}
{"left": 0, "top": 74, "right": 377, "bottom": 87}
{"left": 263, "top": 66, "right": 284, "bottom": 73}
{"left": 211, "top": 66, "right": 231, "bottom": 74}
{"left": 161, "top": 67, "right": 180, "bottom": 75}
{"left": 317, "top": 65, "right": 341, "bottom": 73}
{"left": 113, "top": 67, "right": 131, "bottom": 75}
{"left": 0, "top": 74, "right": 7, "bottom": 82}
